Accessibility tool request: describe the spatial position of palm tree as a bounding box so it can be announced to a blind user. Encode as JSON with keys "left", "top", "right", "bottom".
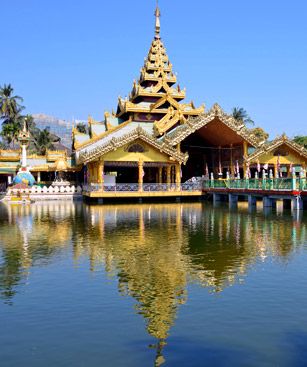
{"left": 0, "top": 84, "right": 24, "bottom": 120}
{"left": 232, "top": 107, "right": 254, "bottom": 126}
{"left": 0, "top": 121, "right": 21, "bottom": 148}
{"left": 32, "top": 128, "right": 59, "bottom": 155}
{"left": 0, "top": 84, "right": 25, "bottom": 148}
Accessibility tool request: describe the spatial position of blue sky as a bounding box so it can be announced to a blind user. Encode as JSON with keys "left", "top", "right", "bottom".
{"left": 1, "top": 0, "right": 306, "bottom": 138}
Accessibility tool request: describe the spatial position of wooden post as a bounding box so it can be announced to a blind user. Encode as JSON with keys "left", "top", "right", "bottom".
{"left": 175, "top": 163, "right": 181, "bottom": 190}
{"left": 88, "top": 163, "right": 92, "bottom": 183}
{"left": 97, "top": 159, "right": 104, "bottom": 191}
{"left": 286, "top": 165, "right": 290, "bottom": 178}
{"left": 158, "top": 167, "right": 163, "bottom": 184}
{"left": 274, "top": 163, "right": 278, "bottom": 178}
{"left": 93, "top": 162, "right": 98, "bottom": 183}
{"left": 138, "top": 159, "right": 143, "bottom": 192}
{"left": 243, "top": 141, "right": 248, "bottom": 157}
{"left": 166, "top": 165, "right": 171, "bottom": 191}
{"left": 243, "top": 141, "right": 248, "bottom": 178}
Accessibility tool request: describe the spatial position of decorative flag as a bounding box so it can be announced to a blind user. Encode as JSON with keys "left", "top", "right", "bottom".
{"left": 263, "top": 163, "right": 268, "bottom": 170}
{"left": 257, "top": 160, "right": 261, "bottom": 172}
{"left": 236, "top": 160, "right": 240, "bottom": 177}
{"left": 205, "top": 163, "right": 209, "bottom": 177}
{"left": 246, "top": 162, "right": 251, "bottom": 178}
{"left": 219, "top": 160, "right": 222, "bottom": 175}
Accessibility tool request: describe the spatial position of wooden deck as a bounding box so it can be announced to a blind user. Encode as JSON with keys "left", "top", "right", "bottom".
{"left": 83, "top": 190, "right": 203, "bottom": 199}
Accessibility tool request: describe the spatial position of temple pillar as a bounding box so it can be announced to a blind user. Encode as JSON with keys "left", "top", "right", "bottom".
{"left": 243, "top": 141, "right": 248, "bottom": 157}
{"left": 175, "top": 163, "right": 181, "bottom": 190}
{"left": 303, "top": 163, "right": 306, "bottom": 178}
{"left": 87, "top": 163, "right": 92, "bottom": 183}
{"left": 93, "top": 162, "right": 98, "bottom": 183}
{"left": 158, "top": 167, "right": 163, "bottom": 184}
{"left": 274, "top": 163, "right": 278, "bottom": 178}
{"left": 97, "top": 159, "right": 104, "bottom": 191}
{"left": 138, "top": 159, "right": 144, "bottom": 192}
{"left": 166, "top": 165, "right": 171, "bottom": 190}
{"left": 286, "top": 165, "right": 291, "bottom": 178}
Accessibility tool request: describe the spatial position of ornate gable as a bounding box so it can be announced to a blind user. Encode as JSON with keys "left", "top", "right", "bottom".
{"left": 163, "top": 104, "right": 263, "bottom": 148}
{"left": 77, "top": 125, "right": 188, "bottom": 165}
{"left": 245, "top": 134, "right": 307, "bottom": 163}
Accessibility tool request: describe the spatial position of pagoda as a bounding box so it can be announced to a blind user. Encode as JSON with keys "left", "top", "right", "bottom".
{"left": 73, "top": 3, "right": 204, "bottom": 150}
{"left": 72, "top": 3, "right": 307, "bottom": 189}
{"left": 116, "top": 5, "right": 204, "bottom": 136}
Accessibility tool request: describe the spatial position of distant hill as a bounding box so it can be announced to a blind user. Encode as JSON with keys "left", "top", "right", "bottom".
{"left": 32, "top": 114, "right": 73, "bottom": 148}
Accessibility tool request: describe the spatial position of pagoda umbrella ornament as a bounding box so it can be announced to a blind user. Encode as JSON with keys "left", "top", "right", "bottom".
{"left": 13, "top": 118, "right": 35, "bottom": 187}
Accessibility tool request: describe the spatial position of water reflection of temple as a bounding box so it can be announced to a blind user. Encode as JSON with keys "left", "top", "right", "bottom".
{"left": 0, "top": 202, "right": 306, "bottom": 361}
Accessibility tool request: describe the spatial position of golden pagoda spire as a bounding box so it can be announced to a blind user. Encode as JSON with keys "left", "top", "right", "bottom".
{"left": 155, "top": 0, "right": 161, "bottom": 39}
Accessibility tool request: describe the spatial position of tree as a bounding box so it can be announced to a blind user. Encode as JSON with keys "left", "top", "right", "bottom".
{"left": 0, "top": 84, "right": 25, "bottom": 148}
{"left": 250, "top": 127, "right": 269, "bottom": 142}
{"left": 293, "top": 135, "right": 307, "bottom": 149}
{"left": 0, "top": 84, "right": 24, "bottom": 119}
{"left": 76, "top": 122, "right": 88, "bottom": 134}
{"left": 232, "top": 107, "right": 254, "bottom": 126}
{"left": 0, "top": 122, "right": 21, "bottom": 148}
{"left": 32, "top": 128, "right": 59, "bottom": 155}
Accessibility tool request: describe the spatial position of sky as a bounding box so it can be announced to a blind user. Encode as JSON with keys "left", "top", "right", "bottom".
{"left": 1, "top": 0, "right": 307, "bottom": 138}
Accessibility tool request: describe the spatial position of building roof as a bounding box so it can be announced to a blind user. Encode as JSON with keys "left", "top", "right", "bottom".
{"left": 245, "top": 134, "right": 307, "bottom": 162}
{"left": 162, "top": 103, "right": 264, "bottom": 148}
{"left": 76, "top": 122, "right": 188, "bottom": 165}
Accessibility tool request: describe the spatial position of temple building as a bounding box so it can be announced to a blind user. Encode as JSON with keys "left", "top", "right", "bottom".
{"left": 0, "top": 4, "right": 306, "bottom": 188}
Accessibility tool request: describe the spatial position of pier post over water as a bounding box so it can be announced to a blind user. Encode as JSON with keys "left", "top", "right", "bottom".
{"left": 292, "top": 196, "right": 303, "bottom": 211}
{"left": 213, "top": 193, "right": 222, "bottom": 205}
{"left": 248, "top": 195, "right": 257, "bottom": 208}
{"left": 229, "top": 194, "right": 238, "bottom": 208}
{"left": 263, "top": 196, "right": 273, "bottom": 208}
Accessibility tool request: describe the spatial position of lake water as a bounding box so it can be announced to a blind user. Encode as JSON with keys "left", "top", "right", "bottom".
{"left": 0, "top": 201, "right": 306, "bottom": 367}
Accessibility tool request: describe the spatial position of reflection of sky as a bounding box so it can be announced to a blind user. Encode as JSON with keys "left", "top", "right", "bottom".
{"left": 0, "top": 202, "right": 307, "bottom": 366}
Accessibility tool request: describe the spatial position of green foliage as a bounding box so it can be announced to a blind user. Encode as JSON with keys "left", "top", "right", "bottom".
{"left": 0, "top": 84, "right": 61, "bottom": 153}
{"left": 32, "top": 128, "right": 58, "bottom": 155}
{"left": 249, "top": 127, "right": 269, "bottom": 142}
{"left": 293, "top": 135, "right": 307, "bottom": 149}
{"left": 0, "top": 84, "right": 24, "bottom": 119}
{"left": 76, "top": 122, "right": 88, "bottom": 134}
{"left": 232, "top": 107, "right": 255, "bottom": 126}
{"left": 0, "top": 84, "right": 25, "bottom": 148}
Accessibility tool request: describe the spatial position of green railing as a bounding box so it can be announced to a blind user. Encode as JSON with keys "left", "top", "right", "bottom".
{"left": 203, "top": 178, "right": 306, "bottom": 191}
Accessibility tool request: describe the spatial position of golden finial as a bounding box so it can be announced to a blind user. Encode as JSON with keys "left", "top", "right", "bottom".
{"left": 155, "top": 0, "right": 161, "bottom": 39}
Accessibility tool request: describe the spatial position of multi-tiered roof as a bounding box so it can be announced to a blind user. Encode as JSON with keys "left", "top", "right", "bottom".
{"left": 116, "top": 5, "right": 204, "bottom": 135}
{"left": 73, "top": 4, "right": 204, "bottom": 150}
